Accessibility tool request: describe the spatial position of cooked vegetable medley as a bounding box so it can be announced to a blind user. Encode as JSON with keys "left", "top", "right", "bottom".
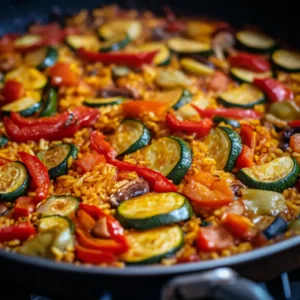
{"left": 1, "top": 5, "right": 300, "bottom": 267}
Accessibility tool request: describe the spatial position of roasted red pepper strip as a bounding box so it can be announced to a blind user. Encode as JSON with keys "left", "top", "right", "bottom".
{"left": 235, "top": 145, "right": 254, "bottom": 169}
{"left": 240, "top": 123, "right": 257, "bottom": 148}
{"left": 288, "top": 120, "right": 300, "bottom": 127}
{"left": 253, "top": 78, "right": 294, "bottom": 103}
{"left": 49, "top": 62, "right": 80, "bottom": 87}
{"left": 78, "top": 48, "right": 158, "bottom": 67}
{"left": 18, "top": 152, "right": 50, "bottom": 200}
{"left": 0, "top": 222, "right": 36, "bottom": 242}
{"left": 79, "top": 203, "right": 128, "bottom": 246}
{"left": 107, "top": 159, "right": 178, "bottom": 193}
{"left": 75, "top": 244, "right": 118, "bottom": 264}
{"left": 229, "top": 52, "right": 271, "bottom": 72}
{"left": 2, "top": 80, "right": 25, "bottom": 102}
{"left": 191, "top": 105, "right": 261, "bottom": 119}
{"left": 90, "top": 131, "right": 117, "bottom": 159}
{"left": 13, "top": 196, "right": 37, "bottom": 218}
{"left": 166, "top": 113, "right": 213, "bottom": 137}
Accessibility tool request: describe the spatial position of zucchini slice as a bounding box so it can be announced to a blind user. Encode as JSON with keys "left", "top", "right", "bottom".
{"left": 204, "top": 126, "right": 242, "bottom": 172}
{"left": 5, "top": 67, "right": 47, "bottom": 90}
{"left": 36, "top": 143, "right": 78, "bottom": 179}
{"left": 167, "top": 37, "right": 212, "bottom": 56}
{"left": 83, "top": 97, "right": 124, "bottom": 107}
{"left": 99, "top": 33, "right": 130, "bottom": 52}
{"left": 39, "top": 215, "right": 74, "bottom": 233}
{"left": 116, "top": 192, "right": 192, "bottom": 230}
{"left": 98, "top": 20, "right": 142, "bottom": 41}
{"left": 180, "top": 58, "right": 215, "bottom": 76}
{"left": 212, "top": 116, "right": 240, "bottom": 128}
{"left": 230, "top": 67, "right": 272, "bottom": 84}
{"left": 236, "top": 30, "right": 276, "bottom": 53}
{"left": 40, "top": 86, "right": 57, "bottom": 117}
{"left": 0, "top": 134, "right": 9, "bottom": 148}
{"left": 136, "top": 43, "right": 171, "bottom": 66}
{"left": 1, "top": 91, "right": 42, "bottom": 116}
{"left": 142, "top": 136, "right": 192, "bottom": 184}
{"left": 14, "top": 34, "right": 43, "bottom": 49}
{"left": 112, "top": 66, "right": 130, "bottom": 78}
{"left": 156, "top": 70, "right": 192, "bottom": 89}
{"left": 109, "top": 118, "right": 151, "bottom": 155}
{"left": 121, "top": 225, "right": 183, "bottom": 264}
{"left": 237, "top": 156, "right": 300, "bottom": 192}
{"left": 218, "top": 83, "right": 265, "bottom": 108}
{"left": 65, "top": 34, "right": 101, "bottom": 51}
{"left": 37, "top": 195, "right": 80, "bottom": 217}
{"left": 155, "top": 88, "right": 192, "bottom": 110}
{"left": 271, "top": 49, "right": 300, "bottom": 73}
{"left": 0, "top": 162, "right": 30, "bottom": 202}
{"left": 24, "top": 47, "right": 58, "bottom": 70}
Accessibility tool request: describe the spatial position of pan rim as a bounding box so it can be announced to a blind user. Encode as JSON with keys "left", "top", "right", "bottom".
{"left": 1, "top": 235, "right": 300, "bottom": 276}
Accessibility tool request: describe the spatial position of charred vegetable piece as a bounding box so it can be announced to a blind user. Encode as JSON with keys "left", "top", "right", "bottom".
{"left": 281, "top": 127, "right": 300, "bottom": 151}
{"left": 262, "top": 217, "right": 287, "bottom": 240}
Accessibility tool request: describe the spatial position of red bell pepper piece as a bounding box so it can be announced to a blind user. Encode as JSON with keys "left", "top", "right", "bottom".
{"left": 240, "top": 123, "right": 257, "bottom": 148}
{"left": 196, "top": 226, "right": 234, "bottom": 252}
{"left": 290, "top": 133, "right": 300, "bottom": 153}
{"left": 235, "top": 145, "right": 254, "bottom": 168}
{"left": 253, "top": 78, "right": 294, "bottom": 103}
{"left": 122, "top": 101, "right": 168, "bottom": 118}
{"left": 13, "top": 196, "right": 37, "bottom": 218}
{"left": 49, "top": 62, "right": 80, "bottom": 86}
{"left": 288, "top": 120, "right": 300, "bottom": 127}
{"left": 2, "top": 80, "right": 25, "bottom": 102}
{"left": 76, "top": 151, "right": 106, "bottom": 172}
{"left": 78, "top": 48, "right": 158, "bottom": 68}
{"left": 229, "top": 52, "right": 271, "bottom": 72}
{"left": 18, "top": 152, "right": 50, "bottom": 200}
{"left": 72, "top": 106, "right": 99, "bottom": 127}
{"left": 75, "top": 244, "right": 118, "bottom": 264}
{"left": 0, "top": 222, "right": 36, "bottom": 242}
{"left": 90, "top": 131, "right": 117, "bottom": 159}
{"left": 0, "top": 157, "right": 10, "bottom": 166}
{"left": 166, "top": 113, "right": 213, "bottom": 137}
{"left": 107, "top": 159, "right": 178, "bottom": 193}
{"left": 192, "top": 105, "right": 261, "bottom": 120}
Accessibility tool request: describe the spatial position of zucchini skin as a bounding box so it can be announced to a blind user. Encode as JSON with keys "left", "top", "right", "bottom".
{"left": 217, "top": 95, "right": 265, "bottom": 109}
{"left": 229, "top": 68, "right": 274, "bottom": 84}
{"left": 0, "top": 134, "right": 9, "bottom": 148}
{"left": 236, "top": 40, "right": 277, "bottom": 54}
{"left": 40, "top": 86, "right": 57, "bottom": 117}
{"left": 237, "top": 157, "right": 300, "bottom": 192}
{"left": 99, "top": 34, "right": 130, "bottom": 52}
{"left": 271, "top": 50, "right": 300, "bottom": 73}
{"left": 172, "top": 90, "right": 192, "bottom": 110}
{"left": 212, "top": 116, "right": 240, "bottom": 128}
{"left": 38, "top": 47, "right": 58, "bottom": 70}
{"left": 166, "top": 136, "right": 192, "bottom": 185}
{"left": 116, "top": 196, "right": 193, "bottom": 230}
{"left": 83, "top": 98, "right": 123, "bottom": 107}
{"left": 0, "top": 162, "right": 30, "bottom": 202}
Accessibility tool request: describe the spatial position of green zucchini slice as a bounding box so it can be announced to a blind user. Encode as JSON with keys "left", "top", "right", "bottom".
{"left": 1, "top": 92, "right": 42, "bottom": 116}
{"left": 237, "top": 156, "right": 300, "bottom": 192}
{"left": 180, "top": 58, "right": 215, "bottom": 76}
{"left": 36, "top": 143, "right": 78, "bottom": 179}
{"left": 0, "top": 162, "right": 30, "bottom": 202}
{"left": 24, "top": 47, "right": 58, "bottom": 70}
{"left": 37, "top": 195, "right": 80, "bottom": 217}
{"left": 142, "top": 136, "right": 192, "bottom": 184}
{"left": 230, "top": 67, "right": 272, "bottom": 84}
{"left": 109, "top": 118, "right": 151, "bottom": 155}
{"left": 39, "top": 215, "right": 74, "bottom": 233}
{"left": 65, "top": 34, "right": 101, "bottom": 51}
{"left": 218, "top": 83, "right": 265, "bottom": 108}
{"left": 155, "top": 69, "right": 192, "bottom": 89}
{"left": 236, "top": 30, "right": 277, "bottom": 53}
{"left": 116, "top": 192, "right": 192, "bottom": 230}
{"left": 83, "top": 97, "right": 124, "bottom": 107}
{"left": 99, "top": 33, "right": 130, "bottom": 52}
{"left": 0, "top": 134, "right": 9, "bottom": 148}
{"left": 167, "top": 37, "right": 212, "bottom": 56}
{"left": 136, "top": 43, "right": 171, "bottom": 66}
{"left": 14, "top": 34, "right": 43, "bottom": 49}
{"left": 155, "top": 88, "right": 192, "bottom": 110}
{"left": 204, "top": 126, "right": 242, "bottom": 172}
{"left": 121, "top": 225, "right": 183, "bottom": 264}
{"left": 39, "top": 86, "right": 57, "bottom": 117}
{"left": 98, "top": 20, "right": 142, "bottom": 41}
{"left": 212, "top": 116, "right": 240, "bottom": 128}
{"left": 271, "top": 49, "right": 300, "bottom": 73}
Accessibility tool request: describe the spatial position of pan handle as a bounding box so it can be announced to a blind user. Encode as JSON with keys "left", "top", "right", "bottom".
{"left": 161, "top": 268, "right": 273, "bottom": 300}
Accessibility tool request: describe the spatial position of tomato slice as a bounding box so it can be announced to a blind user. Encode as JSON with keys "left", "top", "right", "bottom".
{"left": 2, "top": 80, "right": 25, "bottom": 102}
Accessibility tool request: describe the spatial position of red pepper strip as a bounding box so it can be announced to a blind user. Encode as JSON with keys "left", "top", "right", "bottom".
{"left": 0, "top": 222, "right": 36, "bottom": 242}
{"left": 76, "top": 229, "right": 127, "bottom": 254}
{"left": 75, "top": 244, "right": 118, "bottom": 264}
{"left": 229, "top": 52, "right": 271, "bottom": 72}
{"left": 288, "top": 120, "right": 300, "bottom": 127}
{"left": 78, "top": 48, "right": 158, "bottom": 68}
{"left": 107, "top": 159, "right": 178, "bottom": 193}
{"left": 235, "top": 145, "right": 254, "bottom": 169}
{"left": 253, "top": 78, "right": 294, "bottom": 103}
{"left": 166, "top": 113, "right": 213, "bottom": 137}
{"left": 18, "top": 152, "right": 50, "bottom": 200}
{"left": 4, "top": 116, "right": 79, "bottom": 142}
{"left": 240, "top": 123, "right": 257, "bottom": 148}
{"left": 13, "top": 196, "right": 37, "bottom": 218}
{"left": 90, "top": 131, "right": 117, "bottom": 159}
{"left": 191, "top": 104, "right": 261, "bottom": 119}
{"left": 2, "top": 80, "right": 25, "bottom": 102}
{"left": 79, "top": 203, "right": 128, "bottom": 246}
{"left": 72, "top": 106, "right": 100, "bottom": 127}
{"left": 49, "top": 62, "right": 80, "bottom": 87}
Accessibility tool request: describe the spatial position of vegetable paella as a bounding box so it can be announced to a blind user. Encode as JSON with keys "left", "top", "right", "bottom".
{"left": 1, "top": 5, "right": 300, "bottom": 267}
